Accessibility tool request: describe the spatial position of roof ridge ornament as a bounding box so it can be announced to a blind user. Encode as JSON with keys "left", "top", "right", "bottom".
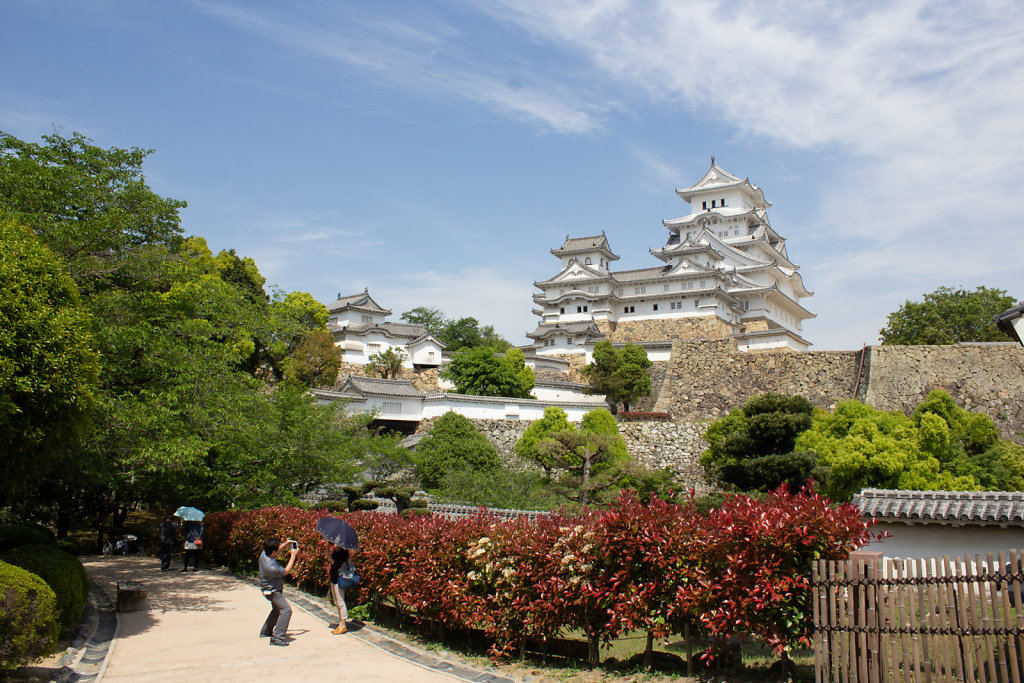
{"left": 710, "top": 154, "right": 715, "bottom": 166}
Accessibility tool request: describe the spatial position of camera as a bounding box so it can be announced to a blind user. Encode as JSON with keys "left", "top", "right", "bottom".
{"left": 288, "top": 539, "right": 298, "bottom": 550}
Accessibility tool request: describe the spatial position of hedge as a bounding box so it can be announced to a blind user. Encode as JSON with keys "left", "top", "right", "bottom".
{"left": 0, "top": 544, "right": 89, "bottom": 635}
{"left": 0, "top": 524, "right": 55, "bottom": 551}
{"left": 0, "top": 560, "right": 58, "bottom": 672}
{"left": 205, "top": 488, "right": 874, "bottom": 663}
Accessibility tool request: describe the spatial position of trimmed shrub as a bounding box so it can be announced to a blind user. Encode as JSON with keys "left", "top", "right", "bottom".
{"left": 314, "top": 500, "right": 347, "bottom": 512}
{"left": 351, "top": 499, "right": 379, "bottom": 511}
{"left": 0, "top": 544, "right": 89, "bottom": 634}
{"left": 0, "top": 524, "right": 55, "bottom": 551}
{"left": 0, "top": 560, "right": 58, "bottom": 672}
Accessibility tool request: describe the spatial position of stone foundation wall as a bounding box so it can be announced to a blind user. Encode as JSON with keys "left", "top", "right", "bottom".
{"left": 616, "top": 420, "right": 713, "bottom": 493}
{"left": 596, "top": 316, "right": 735, "bottom": 343}
{"left": 333, "top": 364, "right": 444, "bottom": 393}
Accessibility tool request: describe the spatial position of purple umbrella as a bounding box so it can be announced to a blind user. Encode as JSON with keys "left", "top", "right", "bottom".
{"left": 316, "top": 517, "right": 358, "bottom": 549}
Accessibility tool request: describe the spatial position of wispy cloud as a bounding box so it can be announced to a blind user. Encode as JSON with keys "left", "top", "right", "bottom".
{"left": 199, "top": 1, "right": 604, "bottom": 134}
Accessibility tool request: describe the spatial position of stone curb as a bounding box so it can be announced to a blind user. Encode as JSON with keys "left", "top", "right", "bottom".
{"left": 52, "top": 582, "right": 118, "bottom": 682}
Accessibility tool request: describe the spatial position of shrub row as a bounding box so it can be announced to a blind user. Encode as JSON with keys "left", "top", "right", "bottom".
{"left": 0, "top": 544, "right": 89, "bottom": 635}
{"left": 206, "top": 488, "right": 873, "bottom": 662}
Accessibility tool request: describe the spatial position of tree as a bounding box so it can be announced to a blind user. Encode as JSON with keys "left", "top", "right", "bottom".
{"left": 414, "top": 411, "right": 502, "bottom": 489}
{"left": 880, "top": 285, "right": 1017, "bottom": 345}
{"left": 365, "top": 347, "right": 407, "bottom": 379}
{"left": 700, "top": 393, "right": 819, "bottom": 493}
{"left": 514, "top": 406, "right": 574, "bottom": 473}
{"left": 400, "top": 306, "right": 446, "bottom": 336}
{"left": 441, "top": 347, "right": 534, "bottom": 398}
{"left": 0, "top": 219, "right": 100, "bottom": 507}
{"left": 581, "top": 341, "right": 652, "bottom": 413}
{"left": 283, "top": 329, "right": 342, "bottom": 387}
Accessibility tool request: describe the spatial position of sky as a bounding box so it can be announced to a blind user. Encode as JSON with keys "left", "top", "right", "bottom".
{"left": 2, "top": 1, "right": 1023, "bottom": 351}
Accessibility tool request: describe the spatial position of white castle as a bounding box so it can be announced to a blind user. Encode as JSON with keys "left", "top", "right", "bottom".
{"left": 526, "top": 159, "right": 814, "bottom": 357}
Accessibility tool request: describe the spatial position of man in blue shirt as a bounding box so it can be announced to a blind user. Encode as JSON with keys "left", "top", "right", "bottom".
{"left": 258, "top": 538, "right": 300, "bottom": 646}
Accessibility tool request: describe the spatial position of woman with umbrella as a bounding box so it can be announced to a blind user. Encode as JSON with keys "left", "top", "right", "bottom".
{"left": 316, "top": 517, "right": 359, "bottom": 635}
{"left": 175, "top": 506, "right": 204, "bottom": 573}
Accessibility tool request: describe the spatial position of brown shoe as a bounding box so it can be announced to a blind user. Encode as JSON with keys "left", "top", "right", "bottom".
{"left": 331, "top": 626, "right": 347, "bottom": 635}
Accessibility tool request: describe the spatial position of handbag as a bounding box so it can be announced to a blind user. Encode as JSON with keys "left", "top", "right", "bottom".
{"left": 193, "top": 538, "right": 203, "bottom": 549}
{"left": 336, "top": 561, "right": 359, "bottom": 589}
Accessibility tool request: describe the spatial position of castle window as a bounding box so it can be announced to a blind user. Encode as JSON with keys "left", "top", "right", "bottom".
{"left": 664, "top": 284, "right": 671, "bottom": 291}
{"left": 694, "top": 300, "right": 699, "bottom": 308}
{"left": 383, "top": 402, "right": 401, "bottom": 415}
{"left": 585, "top": 257, "right": 592, "bottom": 265}
{"left": 711, "top": 200, "right": 717, "bottom": 208}
{"left": 702, "top": 201, "right": 707, "bottom": 209}
{"left": 361, "top": 315, "right": 373, "bottom": 323}
{"left": 653, "top": 304, "right": 658, "bottom": 311}
{"left": 721, "top": 198, "right": 726, "bottom": 206}
{"left": 560, "top": 307, "right": 565, "bottom": 314}
{"left": 367, "top": 343, "right": 381, "bottom": 354}
{"left": 634, "top": 286, "right": 646, "bottom": 294}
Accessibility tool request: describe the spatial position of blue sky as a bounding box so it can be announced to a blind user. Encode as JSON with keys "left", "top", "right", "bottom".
{"left": 3, "top": 1, "right": 1022, "bottom": 350}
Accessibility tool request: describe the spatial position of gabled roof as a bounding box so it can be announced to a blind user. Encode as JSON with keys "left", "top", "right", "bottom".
{"left": 533, "top": 260, "right": 609, "bottom": 287}
{"left": 408, "top": 332, "right": 446, "bottom": 349}
{"left": 852, "top": 489, "right": 1024, "bottom": 526}
{"left": 674, "top": 160, "right": 770, "bottom": 207}
{"left": 338, "top": 375, "right": 424, "bottom": 399}
{"left": 332, "top": 321, "right": 426, "bottom": 340}
{"left": 526, "top": 320, "right": 606, "bottom": 341}
{"left": 327, "top": 288, "right": 391, "bottom": 316}
{"left": 551, "top": 233, "right": 620, "bottom": 261}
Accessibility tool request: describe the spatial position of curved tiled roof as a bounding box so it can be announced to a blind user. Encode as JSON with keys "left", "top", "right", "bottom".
{"left": 852, "top": 489, "right": 1024, "bottom": 526}
{"left": 526, "top": 321, "right": 605, "bottom": 341}
{"left": 337, "top": 376, "right": 424, "bottom": 398}
{"left": 327, "top": 288, "right": 391, "bottom": 315}
{"left": 334, "top": 322, "right": 427, "bottom": 339}
{"left": 551, "top": 233, "right": 620, "bottom": 260}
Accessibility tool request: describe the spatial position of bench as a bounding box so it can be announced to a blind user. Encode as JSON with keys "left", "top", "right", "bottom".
{"left": 116, "top": 580, "right": 147, "bottom": 612}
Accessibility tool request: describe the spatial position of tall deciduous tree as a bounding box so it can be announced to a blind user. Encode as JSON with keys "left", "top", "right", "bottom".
{"left": 0, "top": 219, "right": 100, "bottom": 507}
{"left": 880, "top": 285, "right": 1017, "bottom": 345}
{"left": 284, "top": 329, "right": 342, "bottom": 387}
{"left": 581, "top": 341, "right": 652, "bottom": 413}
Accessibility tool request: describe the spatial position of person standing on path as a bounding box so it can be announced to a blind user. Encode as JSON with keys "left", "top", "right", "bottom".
{"left": 326, "top": 543, "right": 350, "bottom": 634}
{"left": 157, "top": 516, "right": 177, "bottom": 570}
{"left": 259, "top": 538, "right": 299, "bottom": 647}
{"left": 181, "top": 520, "right": 203, "bottom": 572}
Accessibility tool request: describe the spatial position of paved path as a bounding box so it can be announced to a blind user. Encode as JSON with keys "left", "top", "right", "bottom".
{"left": 69, "top": 555, "right": 517, "bottom": 683}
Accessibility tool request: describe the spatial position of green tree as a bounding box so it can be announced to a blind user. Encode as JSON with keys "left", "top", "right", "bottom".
{"left": 400, "top": 306, "right": 446, "bottom": 336}
{"left": 880, "top": 285, "right": 1017, "bottom": 345}
{"left": 0, "top": 219, "right": 100, "bottom": 507}
{"left": 441, "top": 347, "right": 534, "bottom": 398}
{"left": 700, "top": 393, "right": 818, "bottom": 493}
{"left": 413, "top": 411, "right": 502, "bottom": 489}
{"left": 514, "top": 406, "right": 574, "bottom": 473}
{"left": 283, "top": 329, "right": 342, "bottom": 387}
{"left": 0, "top": 131, "right": 186, "bottom": 292}
{"left": 365, "top": 347, "right": 407, "bottom": 379}
{"left": 534, "top": 408, "right": 631, "bottom": 507}
{"left": 581, "top": 340, "right": 652, "bottom": 413}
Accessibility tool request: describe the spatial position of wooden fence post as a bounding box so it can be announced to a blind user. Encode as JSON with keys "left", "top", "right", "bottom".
{"left": 850, "top": 550, "right": 884, "bottom": 682}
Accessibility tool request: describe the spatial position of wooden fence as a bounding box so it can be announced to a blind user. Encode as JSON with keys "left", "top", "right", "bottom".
{"left": 813, "top": 550, "right": 1024, "bottom": 682}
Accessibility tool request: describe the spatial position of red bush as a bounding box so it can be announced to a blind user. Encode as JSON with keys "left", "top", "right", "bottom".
{"left": 205, "top": 488, "right": 873, "bottom": 663}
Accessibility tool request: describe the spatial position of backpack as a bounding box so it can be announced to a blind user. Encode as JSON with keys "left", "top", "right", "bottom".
{"left": 336, "top": 561, "right": 359, "bottom": 589}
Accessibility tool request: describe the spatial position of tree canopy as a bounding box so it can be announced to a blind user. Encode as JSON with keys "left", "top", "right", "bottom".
{"left": 880, "top": 285, "right": 1017, "bottom": 345}
{"left": 400, "top": 306, "right": 510, "bottom": 352}
{"left": 0, "top": 130, "right": 379, "bottom": 538}
{"left": 413, "top": 411, "right": 502, "bottom": 489}
{"left": 0, "top": 218, "right": 100, "bottom": 507}
{"left": 441, "top": 347, "right": 535, "bottom": 398}
{"left": 581, "top": 340, "right": 652, "bottom": 413}
{"left": 700, "top": 393, "right": 819, "bottom": 493}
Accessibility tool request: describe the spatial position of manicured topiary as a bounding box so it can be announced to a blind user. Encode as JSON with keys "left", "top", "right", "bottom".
{"left": 0, "top": 544, "right": 88, "bottom": 634}
{"left": 0, "top": 560, "right": 58, "bottom": 672}
{"left": 350, "top": 499, "right": 379, "bottom": 511}
{"left": 314, "top": 500, "right": 347, "bottom": 512}
{"left": 0, "top": 524, "right": 55, "bottom": 551}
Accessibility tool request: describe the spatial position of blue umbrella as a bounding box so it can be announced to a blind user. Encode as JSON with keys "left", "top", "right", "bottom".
{"left": 316, "top": 517, "right": 358, "bottom": 549}
{"left": 174, "top": 506, "right": 205, "bottom": 521}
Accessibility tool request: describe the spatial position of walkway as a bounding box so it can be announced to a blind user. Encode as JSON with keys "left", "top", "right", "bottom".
{"left": 66, "top": 555, "right": 517, "bottom": 683}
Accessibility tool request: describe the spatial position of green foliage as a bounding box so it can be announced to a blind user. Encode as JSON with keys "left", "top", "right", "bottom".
{"left": 0, "top": 544, "right": 88, "bottom": 634}
{"left": 792, "top": 391, "right": 1016, "bottom": 500}
{"left": 0, "top": 560, "right": 58, "bottom": 672}
{"left": 428, "top": 468, "right": 562, "bottom": 510}
{"left": 350, "top": 499, "right": 379, "bottom": 511}
{"left": 400, "top": 307, "right": 510, "bottom": 351}
{"left": 414, "top": 411, "right": 502, "bottom": 489}
{"left": 880, "top": 285, "right": 1017, "bottom": 345}
{"left": 364, "top": 347, "right": 406, "bottom": 380}
{"left": 0, "top": 525, "right": 55, "bottom": 552}
{"left": 515, "top": 406, "right": 573, "bottom": 471}
{"left": 313, "top": 500, "right": 347, "bottom": 512}
{"left": 282, "top": 329, "right": 341, "bottom": 387}
{"left": 700, "top": 393, "right": 816, "bottom": 493}
{"left": 0, "top": 219, "right": 100, "bottom": 507}
{"left": 441, "top": 347, "right": 535, "bottom": 398}
{"left": 581, "top": 341, "right": 652, "bottom": 412}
